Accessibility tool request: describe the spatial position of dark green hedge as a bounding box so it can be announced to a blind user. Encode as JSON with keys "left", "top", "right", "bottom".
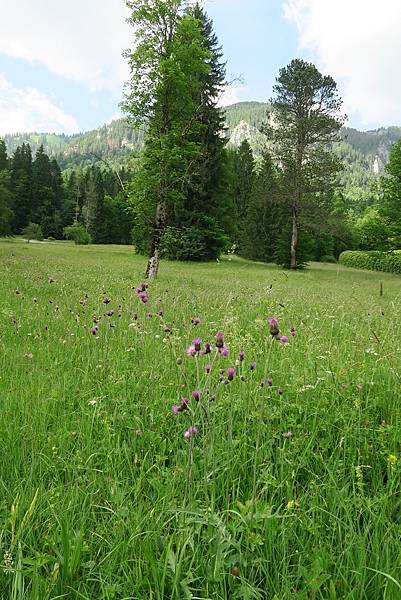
{"left": 339, "top": 250, "right": 401, "bottom": 274}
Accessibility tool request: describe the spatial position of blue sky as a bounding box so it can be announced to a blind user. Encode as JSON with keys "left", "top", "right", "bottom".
{"left": 0, "top": 0, "right": 400, "bottom": 135}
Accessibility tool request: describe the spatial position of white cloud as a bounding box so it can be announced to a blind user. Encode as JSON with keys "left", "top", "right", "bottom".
{"left": 0, "top": 75, "right": 79, "bottom": 134}
{"left": 217, "top": 85, "right": 247, "bottom": 107}
{"left": 283, "top": 0, "right": 401, "bottom": 128}
{"left": 0, "top": 0, "right": 132, "bottom": 92}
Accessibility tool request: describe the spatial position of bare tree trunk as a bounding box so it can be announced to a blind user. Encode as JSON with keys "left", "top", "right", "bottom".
{"left": 290, "top": 205, "right": 298, "bottom": 270}
{"left": 145, "top": 199, "right": 167, "bottom": 280}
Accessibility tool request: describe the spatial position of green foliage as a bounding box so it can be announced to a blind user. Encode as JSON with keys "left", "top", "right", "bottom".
{"left": 63, "top": 224, "right": 92, "bottom": 245}
{"left": 241, "top": 151, "right": 281, "bottom": 262}
{"left": 339, "top": 250, "right": 401, "bottom": 274}
{"left": 274, "top": 223, "right": 315, "bottom": 269}
{"left": 0, "top": 170, "right": 14, "bottom": 236}
{"left": 266, "top": 59, "right": 345, "bottom": 269}
{"left": 380, "top": 138, "right": 401, "bottom": 247}
{"left": 21, "top": 222, "right": 43, "bottom": 242}
{"left": 355, "top": 207, "right": 391, "bottom": 251}
{"left": 320, "top": 254, "right": 337, "bottom": 263}
{"left": 161, "top": 218, "right": 228, "bottom": 261}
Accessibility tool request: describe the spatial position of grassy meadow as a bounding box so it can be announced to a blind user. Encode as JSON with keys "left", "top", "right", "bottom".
{"left": 0, "top": 239, "right": 400, "bottom": 599}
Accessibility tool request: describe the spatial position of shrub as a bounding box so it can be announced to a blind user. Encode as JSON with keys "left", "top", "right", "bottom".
{"left": 22, "top": 223, "right": 43, "bottom": 242}
{"left": 64, "top": 224, "right": 91, "bottom": 245}
{"left": 339, "top": 250, "right": 401, "bottom": 274}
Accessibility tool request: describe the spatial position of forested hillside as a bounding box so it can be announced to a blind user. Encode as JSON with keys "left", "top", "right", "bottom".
{"left": 4, "top": 102, "right": 401, "bottom": 179}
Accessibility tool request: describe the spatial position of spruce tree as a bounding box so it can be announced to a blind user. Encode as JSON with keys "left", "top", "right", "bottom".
{"left": 123, "top": 0, "right": 213, "bottom": 276}
{"left": 243, "top": 151, "right": 281, "bottom": 261}
{"left": 11, "top": 143, "right": 33, "bottom": 232}
{"left": 0, "top": 140, "right": 8, "bottom": 171}
{"left": 381, "top": 138, "right": 401, "bottom": 247}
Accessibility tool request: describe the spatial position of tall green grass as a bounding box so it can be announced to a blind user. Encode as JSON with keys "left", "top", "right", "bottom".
{"left": 0, "top": 240, "right": 400, "bottom": 599}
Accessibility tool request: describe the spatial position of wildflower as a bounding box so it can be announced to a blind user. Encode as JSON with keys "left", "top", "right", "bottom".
{"left": 138, "top": 292, "right": 148, "bottom": 304}
{"left": 191, "top": 317, "right": 202, "bottom": 325}
{"left": 249, "top": 361, "right": 256, "bottom": 371}
{"left": 24, "top": 352, "right": 33, "bottom": 359}
{"left": 48, "top": 277, "right": 55, "bottom": 283}
{"left": 215, "top": 331, "right": 224, "bottom": 349}
{"left": 226, "top": 367, "right": 236, "bottom": 381}
{"left": 290, "top": 327, "right": 297, "bottom": 337}
{"left": 186, "top": 345, "right": 196, "bottom": 357}
{"left": 388, "top": 454, "right": 398, "bottom": 469}
{"left": 205, "top": 364, "right": 212, "bottom": 374}
{"left": 90, "top": 326, "right": 98, "bottom": 335}
{"left": 191, "top": 390, "right": 201, "bottom": 401}
{"left": 279, "top": 335, "right": 289, "bottom": 344}
{"left": 219, "top": 346, "right": 230, "bottom": 357}
{"left": 268, "top": 317, "right": 280, "bottom": 338}
{"left": 284, "top": 431, "right": 293, "bottom": 438}
{"left": 192, "top": 338, "right": 202, "bottom": 352}
{"left": 278, "top": 387, "right": 283, "bottom": 395}
{"left": 103, "top": 297, "right": 111, "bottom": 305}
{"left": 286, "top": 500, "right": 298, "bottom": 510}
{"left": 267, "top": 378, "right": 273, "bottom": 386}
{"left": 163, "top": 324, "right": 171, "bottom": 333}
{"left": 239, "top": 351, "right": 245, "bottom": 362}
{"left": 184, "top": 426, "right": 199, "bottom": 439}
{"left": 203, "top": 342, "right": 212, "bottom": 354}
{"left": 88, "top": 399, "right": 97, "bottom": 406}
{"left": 171, "top": 404, "right": 181, "bottom": 415}
{"left": 106, "top": 310, "right": 114, "bottom": 317}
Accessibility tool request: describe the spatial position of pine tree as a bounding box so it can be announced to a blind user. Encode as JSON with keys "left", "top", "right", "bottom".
{"left": 266, "top": 59, "right": 345, "bottom": 269}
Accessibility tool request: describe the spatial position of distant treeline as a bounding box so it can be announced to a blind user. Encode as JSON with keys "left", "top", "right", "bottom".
{"left": 0, "top": 140, "right": 133, "bottom": 244}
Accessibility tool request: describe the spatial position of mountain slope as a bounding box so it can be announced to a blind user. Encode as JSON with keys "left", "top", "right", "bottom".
{"left": 3, "top": 102, "right": 401, "bottom": 209}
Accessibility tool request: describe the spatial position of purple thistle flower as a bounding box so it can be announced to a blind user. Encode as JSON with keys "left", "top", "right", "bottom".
{"left": 181, "top": 398, "right": 189, "bottom": 407}
{"left": 205, "top": 364, "right": 212, "bottom": 374}
{"left": 278, "top": 388, "right": 283, "bottom": 395}
{"left": 192, "top": 338, "right": 202, "bottom": 352}
{"left": 267, "top": 378, "right": 273, "bottom": 386}
{"left": 215, "top": 331, "right": 224, "bottom": 349}
{"left": 268, "top": 316, "right": 280, "bottom": 338}
{"left": 138, "top": 292, "right": 148, "bottom": 304}
{"left": 171, "top": 404, "right": 181, "bottom": 415}
{"left": 239, "top": 351, "right": 245, "bottom": 362}
{"left": 186, "top": 345, "right": 196, "bottom": 357}
{"left": 219, "top": 346, "right": 229, "bottom": 357}
{"left": 191, "top": 390, "right": 201, "bottom": 401}
{"left": 203, "top": 342, "right": 212, "bottom": 354}
{"left": 184, "top": 426, "right": 199, "bottom": 439}
{"left": 284, "top": 431, "right": 293, "bottom": 438}
{"left": 249, "top": 361, "right": 256, "bottom": 371}
{"left": 226, "top": 367, "right": 236, "bottom": 381}
{"left": 90, "top": 326, "right": 98, "bottom": 335}
{"left": 290, "top": 327, "right": 297, "bottom": 337}
{"left": 103, "top": 297, "right": 111, "bottom": 305}
{"left": 191, "top": 317, "right": 202, "bottom": 325}
{"left": 106, "top": 310, "right": 114, "bottom": 317}
{"left": 279, "top": 335, "right": 289, "bottom": 344}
